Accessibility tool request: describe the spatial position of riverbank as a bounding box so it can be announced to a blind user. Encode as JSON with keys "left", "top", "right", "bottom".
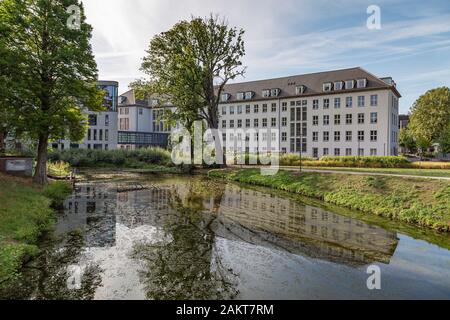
{"left": 0, "top": 173, "right": 72, "bottom": 287}
{"left": 208, "top": 169, "right": 450, "bottom": 232}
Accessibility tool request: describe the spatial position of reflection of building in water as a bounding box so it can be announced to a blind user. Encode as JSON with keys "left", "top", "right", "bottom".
{"left": 61, "top": 184, "right": 117, "bottom": 248}
{"left": 207, "top": 185, "right": 398, "bottom": 265}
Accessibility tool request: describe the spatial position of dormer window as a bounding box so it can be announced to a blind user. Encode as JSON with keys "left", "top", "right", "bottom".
{"left": 296, "top": 85, "right": 307, "bottom": 95}
{"left": 271, "top": 88, "right": 281, "bottom": 97}
{"left": 221, "top": 93, "right": 231, "bottom": 102}
{"left": 356, "top": 78, "right": 367, "bottom": 88}
{"left": 334, "top": 81, "right": 344, "bottom": 91}
{"left": 245, "top": 91, "right": 254, "bottom": 100}
{"left": 323, "top": 82, "right": 333, "bottom": 92}
{"left": 345, "top": 80, "right": 355, "bottom": 89}
{"left": 151, "top": 99, "right": 160, "bottom": 106}
{"left": 262, "top": 89, "right": 271, "bottom": 98}
{"left": 236, "top": 92, "right": 245, "bottom": 100}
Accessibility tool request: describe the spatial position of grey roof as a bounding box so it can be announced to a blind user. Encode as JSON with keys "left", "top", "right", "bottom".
{"left": 220, "top": 67, "right": 401, "bottom": 103}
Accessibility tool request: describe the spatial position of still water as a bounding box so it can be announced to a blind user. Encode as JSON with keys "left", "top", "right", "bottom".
{"left": 4, "top": 174, "right": 450, "bottom": 299}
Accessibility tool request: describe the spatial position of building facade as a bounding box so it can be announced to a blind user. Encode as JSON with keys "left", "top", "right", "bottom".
{"left": 53, "top": 81, "right": 119, "bottom": 150}
{"left": 218, "top": 67, "right": 401, "bottom": 158}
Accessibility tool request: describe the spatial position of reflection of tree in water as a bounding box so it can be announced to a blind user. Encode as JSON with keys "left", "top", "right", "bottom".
{"left": 0, "top": 232, "right": 102, "bottom": 300}
{"left": 131, "top": 179, "right": 239, "bottom": 300}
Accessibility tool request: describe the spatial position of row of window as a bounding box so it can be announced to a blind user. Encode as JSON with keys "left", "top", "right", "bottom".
{"left": 313, "top": 113, "right": 378, "bottom": 125}
{"left": 312, "top": 148, "right": 378, "bottom": 157}
{"left": 311, "top": 130, "right": 379, "bottom": 142}
{"left": 220, "top": 94, "right": 378, "bottom": 115}
{"left": 87, "top": 129, "right": 109, "bottom": 142}
{"left": 222, "top": 118, "right": 280, "bottom": 128}
{"left": 88, "top": 114, "right": 110, "bottom": 127}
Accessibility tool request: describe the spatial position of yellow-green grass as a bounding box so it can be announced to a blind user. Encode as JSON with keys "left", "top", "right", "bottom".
{"left": 209, "top": 169, "right": 450, "bottom": 232}
{"left": 0, "top": 174, "right": 71, "bottom": 286}
{"left": 302, "top": 166, "right": 450, "bottom": 178}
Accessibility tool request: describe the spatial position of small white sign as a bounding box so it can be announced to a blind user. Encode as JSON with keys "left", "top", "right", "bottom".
{"left": 6, "top": 160, "right": 27, "bottom": 172}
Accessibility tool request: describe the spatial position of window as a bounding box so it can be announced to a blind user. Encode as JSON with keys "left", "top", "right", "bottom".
{"left": 323, "top": 99, "right": 330, "bottom": 109}
{"left": 346, "top": 148, "right": 352, "bottom": 156}
{"left": 345, "top": 80, "right": 355, "bottom": 89}
{"left": 296, "top": 85, "right": 306, "bottom": 95}
{"left": 358, "top": 96, "right": 365, "bottom": 107}
{"left": 119, "top": 118, "right": 129, "bottom": 130}
{"left": 282, "top": 117, "right": 287, "bottom": 127}
{"left": 99, "top": 129, "right": 103, "bottom": 141}
{"left": 245, "top": 91, "right": 254, "bottom": 100}
{"left": 370, "top": 95, "right": 378, "bottom": 106}
{"left": 346, "top": 114, "right": 353, "bottom": 125}
{"left": 313, "top": 116, "right": 319, "bottom": 126}
{"left": 237, "top": 105, "right": 243, "bottom": 114}
{"left": 105, "top": 115, "right": 109, "bottom": 126}
{"left": 334, "top": 131, "right": 341, "bottom": 142}
{"left": 334, "top": 98, "right": 341, "bottom": 109}
{"left": 323, "top": 115, "right": 330, "bottom": 125}
{"left": 230, "top": 120, "right": 235, "bottom": 128}
{"left": 313, "top": 99, "right": 319, "bottom": 110}
{"left": 93, "top": 129, "right": 97, "bottom": 141}
{"left": 254, "top": 119, "right": 259, "bottom": 127}
{"left": 346, "top": 97, "right": 353, "bottom": 108}
{"left": 358, "top": 148, "right": 365, "bottom": 156}
{"left": 254, "top": 104, "right": 259, "bottom": 113}
{"left": 290, "top": 101, "right": 296, "bottom": 107}
{"left": 221, "top": 93, "right": 230, "bottom": 102}
{"left": 139, "top": 108, "right": 143, "bottom": 115}
{"left": 370, "top": 112, "right": 378, "bottom": 124}
{"left": 237, "top": 119, "right": 242, "bottom": 128}
{"left": 262, "top": 118, "right": 268, "bottom": 128}
{"left": 222, "top": 120, "right": 227, "bottom": 128}
{"left": 313, "top": 148, "right": 319, "bottom": 158}
{"left": 222, "top": 106, "right": 227, "bottom": 115}
{"left": 271, "top": 103, "right": 277, "bottom": 112}
{"left": 271, "top": 118, "right": 277, "bottom": 127}
{"left": 370, "top": 148, "right": 377, "bottom": 156}
{"left": 323, "top": 82, "right": 333, "bottom": 92}
{"left": 237, "top": 92, "right": 245, "bottom": 100}
{"left": 313, "top": 132, "right": 319, "bottom": 142}
{"left": 282, "top": 102, "right": 288, "bottom": 111}
{"left": 323, "top": 131, "right": 330, "bottom": 142}
{"left": 334, "top": 148, "right": 341, "bottom": 156}
{"left": 263, "top": 104, "right": 268, "bottom": 113}
{"left": 334, "top": 114, "right": 341, "bottom": 125}
{"left": 245, "top": 119, "right": 250, "bottom": 128}
{"left": 262, "top": 89, "right": 271, "bottom": 98}
{"left": 358, "top": 113, "right": 365, "bottom": 124}
{"left": 87, "top": 129, "right": 91, "bottom": 140}
{"left": 346, "top": 131, "right": 352, "bottom": 142}
{"left": 370, "top": 130, "right": 378, "bottom": 142}
{"left": 357, "top": 78, "right": 367, "bottom": 88}
{"left": 282, "top": 132, "right": 287, "bottom": 142}
{"left": 323, "top": 148, "right": 329, "bottom": 156}
{"left": 358, "top": 131, "right": 365, "bottom": 142}
{"left": 230, "top": 106, "right": 235, "bottom": 115}
{"left": 88, "top": 114, "right": 97, "bottom": 126}
{"left": 105, "top": 129, "right": 109, "bottom": 141}
{"left": 334, "top": 81, "right": 343, "bottom": 91}
{"left": 271, "top": 88, "right": 280, "bottom": 97}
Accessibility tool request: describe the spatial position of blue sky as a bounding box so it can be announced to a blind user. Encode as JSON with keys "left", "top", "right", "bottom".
{"left": 83, "top": 0, "right": 450, "bottom": 114}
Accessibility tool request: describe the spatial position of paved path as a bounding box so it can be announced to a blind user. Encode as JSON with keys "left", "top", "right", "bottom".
{"left": 230, "top": 165, "right": 450, "bottom": 181}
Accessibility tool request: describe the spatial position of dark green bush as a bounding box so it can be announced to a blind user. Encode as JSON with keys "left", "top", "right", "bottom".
{"left": 43, "top": 181, "right": 73, "bottom": 208}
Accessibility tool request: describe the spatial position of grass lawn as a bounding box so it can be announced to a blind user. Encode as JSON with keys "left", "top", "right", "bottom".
{"left": 0, "top": 173, "right": 72, "bottom": 287}
{"left": 209, "top": 169, "right": 450, "bottom": 232}
{"left": 302, "top": 166, "right": 450, "bottom": 178}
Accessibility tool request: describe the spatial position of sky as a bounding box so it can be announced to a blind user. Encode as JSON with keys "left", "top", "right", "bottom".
{"left": 81, "top": 0, "right": 450, "bottom": 114}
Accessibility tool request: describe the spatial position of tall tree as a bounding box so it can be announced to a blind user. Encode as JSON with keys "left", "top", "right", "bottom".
{"left": 0, "top": 0, "right": 103, "bottom": 184}
{"left": 409, "top": 87, "right": 450, "bottom": 147}
{"left": 399, "top": 127, "right": 416, "bottom": 154}
{"left": 137, "top": 14, "right": 246, "bottom": 130}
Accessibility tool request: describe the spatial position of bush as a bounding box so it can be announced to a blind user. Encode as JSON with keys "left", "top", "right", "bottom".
{"left": 48, "top": 147, "right": 173, "bottom": 168}
{"left": 43, "top": 181, "right": 73, "bottom": 208}
{"left": 280, "top": 155, "right": 411, "bottom": 168}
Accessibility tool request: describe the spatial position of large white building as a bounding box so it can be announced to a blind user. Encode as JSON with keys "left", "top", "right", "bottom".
{"left": 53, "top": 81, "right": 119, "bottom": 150}
{"left": 218, "top": 67, "right": 400, "bottom": 158}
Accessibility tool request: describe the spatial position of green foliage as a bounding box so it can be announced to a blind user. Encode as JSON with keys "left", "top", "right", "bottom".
{"left": 135, "top": 14, "right": 246, "bottom": 130}
{"left": 47, "top": 161, "right": 71, "bottom": 178}
{"left": 209, "top": 169, "right": 450, "bottom": 232}
{"left": 438, "top": 124, "right": 450, "bottom": 154}
{"left": 48, "top": 148, "right": 173, "bottom": 168}
{"left": 409, "top": 87, "right": 450, "bottom": 146}
{"left": 279, "top": 155, "right": 411, "bottom": 168}
{"left": 399, "top": 128, "right": 417, "bottom": 153}
{"left": 43, "top": 181, "right": 72, "bottom": 208}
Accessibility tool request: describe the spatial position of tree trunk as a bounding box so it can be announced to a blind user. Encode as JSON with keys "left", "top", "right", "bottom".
{"left": 33, "top": 133, "right": 49, "bottom": 185}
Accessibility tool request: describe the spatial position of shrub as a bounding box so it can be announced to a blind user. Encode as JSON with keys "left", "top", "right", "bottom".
{"left": 43, "top": 181, "right": 73, "bottom": 208}
{"left": 280, "top": 155, "right": 411, "bottom": 168}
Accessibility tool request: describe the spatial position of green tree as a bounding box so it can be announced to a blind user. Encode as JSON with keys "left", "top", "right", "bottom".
{"left": 409, "top": 87, "right": 450, "bottom": 147}
{"left": 399, "top": 127, "right": 416, "bottom": 154}
{"left": 0, "top": 0, "right": 103, "bottom": 184}
{"left": 137, "top": 14, "right": 246, "bottom": 131}
{"left": 438, "top": 124, "right": 450, "bottom": 154}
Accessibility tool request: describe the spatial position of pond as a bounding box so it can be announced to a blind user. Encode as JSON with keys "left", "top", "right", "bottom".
{"left": 3, "top": 174, "right": 450, "bottom": 300}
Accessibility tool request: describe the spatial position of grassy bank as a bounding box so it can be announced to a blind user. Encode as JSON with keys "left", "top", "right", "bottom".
{"left": 0, "top": 174, "right": 72, "bottom": 287}
{"left": 301, "top": 166, "right": 450, "bottom": 178}
{"left": 209, "top": 169, "right": 450, "bottom": 232}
